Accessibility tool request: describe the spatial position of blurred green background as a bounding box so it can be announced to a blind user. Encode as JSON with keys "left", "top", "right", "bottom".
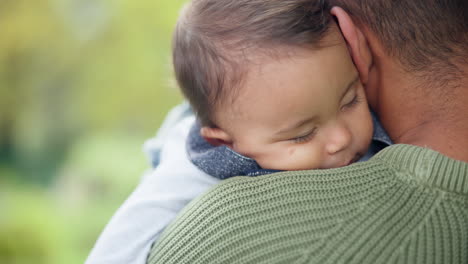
{"left": 0, "top": 0, "right": 185, "bottom": 263}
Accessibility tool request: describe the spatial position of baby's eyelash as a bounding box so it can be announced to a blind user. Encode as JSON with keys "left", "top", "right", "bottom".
{"left": 342, "top": 94, "right": 362, "bottom": 110}
{"left": 291, "top": 129, "right": 317, "bottom": 143}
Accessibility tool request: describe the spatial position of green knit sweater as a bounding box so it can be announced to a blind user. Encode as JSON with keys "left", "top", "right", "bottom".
{"left": 148, "top": 144, "right": 468, "bottom": 264}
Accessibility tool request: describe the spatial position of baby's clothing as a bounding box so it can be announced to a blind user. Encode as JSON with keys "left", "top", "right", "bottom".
{"left": 85, "top": 104, "right": 218, "bottom": 264}
{"left": 85, "top": 103, "right": 392, "bottom": 264}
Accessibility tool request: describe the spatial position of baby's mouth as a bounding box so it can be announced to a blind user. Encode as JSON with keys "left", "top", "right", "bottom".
{"left": 329, "top": 153, "right": 364, "bottom": 168}
{"left": 340, "top": 153, "right": 362, "bottom": 167}
{"left": 349, "top": 153, "right": 363, "bottom": 164}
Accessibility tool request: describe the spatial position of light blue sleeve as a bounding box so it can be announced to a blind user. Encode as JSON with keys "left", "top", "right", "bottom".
{"left": 85, "top": 103, "right": 220, "bottom": 264}
{"left": 142, "top": 101, "right": 193, "bottom": 168}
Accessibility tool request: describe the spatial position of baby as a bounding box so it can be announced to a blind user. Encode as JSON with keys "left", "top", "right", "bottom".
{"left": 176, "top": 0, "right": 388, "bottom": 177}
{"left": 86, "top": 0, "right": 391, "bottom": 263}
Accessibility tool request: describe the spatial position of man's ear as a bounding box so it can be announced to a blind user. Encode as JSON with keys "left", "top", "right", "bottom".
{"left": 331, "top": 6, "right": 372, "bottom": 85}
{"left": 200, "top": 126, "right": 233, "bottom": 148}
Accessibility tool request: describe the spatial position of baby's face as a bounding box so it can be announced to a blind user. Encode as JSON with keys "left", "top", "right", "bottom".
{"left": 210, "top": 42, "right": 373, "bottom": 170}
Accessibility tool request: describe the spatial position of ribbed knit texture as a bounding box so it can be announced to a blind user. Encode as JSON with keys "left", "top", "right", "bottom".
{"left": 147, "top": 144, "right": 468, "bottom": 264}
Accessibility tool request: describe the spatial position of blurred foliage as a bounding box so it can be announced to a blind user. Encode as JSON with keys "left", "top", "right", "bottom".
{"left": 0, "top": 0, "right": 185, "bottom": 263}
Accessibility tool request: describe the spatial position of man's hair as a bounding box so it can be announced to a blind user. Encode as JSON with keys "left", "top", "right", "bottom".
{"left": 172, "top": 0, "right": 333, "bottom": 126}
{"left": 330, "top": 0, "right": 468, "bottom": 81}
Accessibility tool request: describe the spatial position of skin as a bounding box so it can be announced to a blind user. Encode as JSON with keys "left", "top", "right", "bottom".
{"left": 331, "top": 7, "right": 468, "bottom": 162}
{"left": 201, "top": 30, "right": 374, "bottom": 170}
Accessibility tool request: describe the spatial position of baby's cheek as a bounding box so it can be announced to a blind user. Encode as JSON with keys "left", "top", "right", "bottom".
{"left": 363, "top": 116, "right": 374, "bottom": 148}
{"left": 289, "top": 146, "right": 323, "bottom": 170}
{"left": 255, "top": 149, "right": 299, "bottom": 170}
{"left": 256, "top": 145, "right": 323, "bottom": 171}
{"left": 288, "top": 147, "right": 296, "bottom": 156}
{"left": 254, "top": 153, "right": 282, "bottom": 170}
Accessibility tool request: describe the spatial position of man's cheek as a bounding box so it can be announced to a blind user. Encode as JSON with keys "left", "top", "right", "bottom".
{"left": 364, "top": 82, "right": 378, "bottom": 111}
{"left": 363, "top": 66, "right": 381, "bottom": 111}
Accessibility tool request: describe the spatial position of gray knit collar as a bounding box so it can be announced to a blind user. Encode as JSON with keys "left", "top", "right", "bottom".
{"left": 371, "top": 112, "right": 392, "bottom": 146}
{"left": 186, "top": 122, "right": 269, "bottom": 179}
{"left": 187, "top": 111, "right": 392, "bottom": 179}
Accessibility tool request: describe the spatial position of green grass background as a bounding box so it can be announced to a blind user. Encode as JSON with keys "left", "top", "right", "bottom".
{"left": 0, "top": 0, "right": 186, "bottom": 263}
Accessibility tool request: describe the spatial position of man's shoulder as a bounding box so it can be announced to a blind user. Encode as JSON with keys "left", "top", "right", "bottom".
{"left": 148, "top": 144, "right": 468, "bottom": 264}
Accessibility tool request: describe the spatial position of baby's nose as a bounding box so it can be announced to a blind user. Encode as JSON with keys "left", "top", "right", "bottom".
{"left": 325, "top": 124, "right": 352, "bottom": 154}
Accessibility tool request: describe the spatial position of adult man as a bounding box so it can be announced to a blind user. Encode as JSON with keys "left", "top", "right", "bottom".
{"left": 147, "top": 0, "right": 468, "bottom": 263}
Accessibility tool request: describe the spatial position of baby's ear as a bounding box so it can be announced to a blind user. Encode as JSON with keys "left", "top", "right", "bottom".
{"left": 331, "top": 6, "right": 372, "bottom": 85}
{"left": 200, "top": 127, "right": 233, "bottom": 148}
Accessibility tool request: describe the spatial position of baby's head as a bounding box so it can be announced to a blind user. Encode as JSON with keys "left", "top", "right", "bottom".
{"left": 173, "top": 0, "right": 373, "bottom": 170}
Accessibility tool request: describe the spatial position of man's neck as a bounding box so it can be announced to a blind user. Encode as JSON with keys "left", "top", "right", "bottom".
{"left": 392, "top": 118, "right": 468, "bottom": 162}
{"left": 376, "top": 62, "right": 468, "bottom": 163}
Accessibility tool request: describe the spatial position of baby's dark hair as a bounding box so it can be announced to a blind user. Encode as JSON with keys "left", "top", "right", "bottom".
{"left": 173, "top": 0, "right": 333, "bottom": 127}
